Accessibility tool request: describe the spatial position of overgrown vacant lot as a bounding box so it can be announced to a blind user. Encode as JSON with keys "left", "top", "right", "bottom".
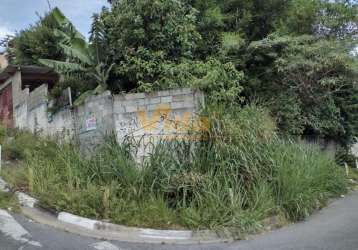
{"left": 0, "top": 106, "right": 348, "bottom": 236}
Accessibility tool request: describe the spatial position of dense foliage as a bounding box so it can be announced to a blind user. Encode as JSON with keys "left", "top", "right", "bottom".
{"left": 239, "top": 35, "right": 358, "bottom": 145}
{"left": 3, "top": 0, "right": 357, "bottom": 147}
{"left": 100, "top": 0, "right": 358, "bottom": 147}
{"left": 99, "top": 0, "right": 245, "bottom": 97}
{"left": 6, "top": 12, "right": 65, "bottom": 65}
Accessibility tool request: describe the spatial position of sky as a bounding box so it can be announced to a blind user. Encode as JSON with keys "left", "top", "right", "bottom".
{"left": 0, "top": 0, "right": 109, "bottom": 45}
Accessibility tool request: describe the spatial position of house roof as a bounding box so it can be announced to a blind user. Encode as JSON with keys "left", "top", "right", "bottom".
{"left": 0, "top": 65, "right": 59, "bottom": 88}
{"left": 0, "top": 65, "right": 17, "bottom": 83}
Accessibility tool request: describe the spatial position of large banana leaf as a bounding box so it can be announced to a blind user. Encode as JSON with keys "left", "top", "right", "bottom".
{"left": 54, "top": 29, "right": 72, "bottom": 46}
{"left": 40, "top": 7, "right": 113, "bottom": 108}
{"left": 60, "top": 40, "right": 93, "bottom": 65}
{"left": 51, "top": 7, "right": 85, "bottom": 41}
{"left": 39, "top": 59, "right": 85, "bottom": 73}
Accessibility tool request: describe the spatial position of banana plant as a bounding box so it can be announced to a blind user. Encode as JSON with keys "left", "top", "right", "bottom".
{"left": 39, "top": 8, "right": 113, "bottom": 106}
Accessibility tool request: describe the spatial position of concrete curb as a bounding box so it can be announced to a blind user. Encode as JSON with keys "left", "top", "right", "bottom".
{"left": 0, "top": 177, "right": 232, "bottom": 244}
{"left": 0, "top": 178, "right": 38, "bottom": 208}
{"left": 15, "top": 191, "right": 38, "bottom": 208}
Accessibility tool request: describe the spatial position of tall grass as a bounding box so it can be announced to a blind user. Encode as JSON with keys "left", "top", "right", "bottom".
{"left": 271, "top": 141, "right": 347, "bottom": 220}
{"left": 0, "top": 105, "right": 348, "bottom": 233}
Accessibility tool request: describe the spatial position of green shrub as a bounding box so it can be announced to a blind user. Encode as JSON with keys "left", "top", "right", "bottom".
{"left": 241, "top": 35, "right": 358, "bottom": 146}
{"left": 2, "top": 130, "right": 34, "bottom": 160}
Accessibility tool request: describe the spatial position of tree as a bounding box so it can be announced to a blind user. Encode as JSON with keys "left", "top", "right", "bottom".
{"left": 39, "top": 8, "right": 114, "bottom": 105}
{"left": 240, "top": 35, "right": 358, "bottom": 145}
{"left": 154, "top": 58, "right": 244, "bottom": 104}
{"left": 184, "top": 0, "right": 225, "bottom": 58}
{"left": 90, "top": 11, "right": 109, "bottom": 64}
{"left": 6, "top": 0, "right": 356, "bottom": 149}
{"left": 317, "top": 0, "right": 358, "bottom": 38}
{"left": 105, "top": 0, "right": 200, "bottom": 61}
{"left": 8, "top": 10, "right": 65, "bottom": 65}
{"left": 218, "top": 0, "right": 291, "bottom": 41}
{"left": 100, "top": 0, "right": 201, "bottom": 91}
{"left": 98, "top": 0, "right": 245, "bottom": 100}
{"left": 276, "top": 0, "right": 320, "bottom": 35}
{"left": 278, "top": 0, "right": 358, "bottom": 38}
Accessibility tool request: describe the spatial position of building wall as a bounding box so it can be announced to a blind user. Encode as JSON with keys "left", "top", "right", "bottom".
{"left": 27, "top": 84, "right": 48, "bottom": 134}
{"left": 0, "top": 55, "right": 8, "bottom": 69}
{"left": 10, "top": 71, "right": 29, "bottom": 130}
{"left": 352, "top": 144, "right": 358, "bottom": 158}
{"left": 47, "top": 108, "right": 74, "bottom": 140}
{"left": 74, "top": 91, "right": 114, "bottom": 153}
{"left": 10, "top": 83, "right": 204, "bottom": 159}
{"left": 4, "top": 72, "right": 355, "bottom": 161}
{"left": 8, "top": 75, "right": 74, "bottom": 139}
{"left": 113, "top": 88, "right": 204, "bottom": 160}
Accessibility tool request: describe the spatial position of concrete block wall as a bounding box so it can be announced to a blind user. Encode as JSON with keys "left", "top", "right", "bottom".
{"left": 74, "top": 91, "right": 114, "bottom": 153}
{"left": 113, "top": 88, "right": 205, "bottom": 160}
{"left": 11, "top": 72, "right": 27, "bottom": 114}
{"left": 13, "top": 85, "right": 205, "bottom": 159}
{"left": 27, "top": 103, "right": 48, "bottom": 134}
{"left": 114, "top": 88, "right": 203, "bottom": 138}
{"left": 27, "top": 84, "right": 49, "bottom": 134}
{"left": 13, "top": 82, "right": 74, "bottom": 138}
{"left": 47, "top": 108, "right": 74, "bottom": 139}
{"left": 14, "top": 101, "right": 27, "bottom": 130}
{"left": 7, "top": 71, "right": 31, "bottom": 130}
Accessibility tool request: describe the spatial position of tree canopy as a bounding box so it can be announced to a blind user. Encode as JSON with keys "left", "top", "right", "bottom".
{"left": 2, "top": 0, "right": 357, "bottom": 147}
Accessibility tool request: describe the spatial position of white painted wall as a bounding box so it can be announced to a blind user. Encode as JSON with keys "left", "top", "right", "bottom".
{"left": 352, "top": 143, "right": 358, "bottom": 157}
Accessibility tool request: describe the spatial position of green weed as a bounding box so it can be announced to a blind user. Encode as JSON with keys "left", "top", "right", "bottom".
{"left": 0, "top": 105, "right": 348, "bottom": 234}
{"left": 0, "top": 192, "right": 20, "bottom": 212}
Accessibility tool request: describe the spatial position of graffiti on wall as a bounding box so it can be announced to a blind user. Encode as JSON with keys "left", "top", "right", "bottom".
{"left": 118, "top": 104, "right": 209, "bottom": 141}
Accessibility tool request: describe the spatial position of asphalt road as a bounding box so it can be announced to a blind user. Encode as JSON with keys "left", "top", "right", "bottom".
{"left": 1, "top": 191, "right": 358, "bottom": 250}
